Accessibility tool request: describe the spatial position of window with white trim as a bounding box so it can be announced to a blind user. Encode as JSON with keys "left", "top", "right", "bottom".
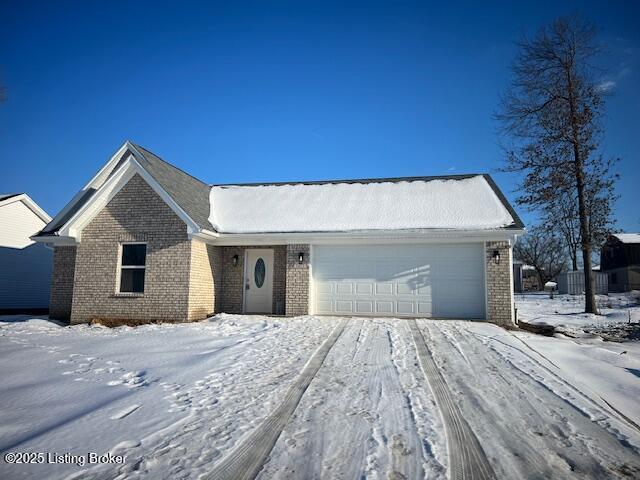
{"left": 119, "top": 243, "right": 146, "bottom": 293}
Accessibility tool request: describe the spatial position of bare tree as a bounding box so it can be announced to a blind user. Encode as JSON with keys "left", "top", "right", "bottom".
{"left": 542, "top": 163, "right": 617, "bottom": 271}
{"left": 496, "top": 15, "right": 618, "bottom": 314}
{"left": 514, "top": 227, "right": 567, "bottom": 287}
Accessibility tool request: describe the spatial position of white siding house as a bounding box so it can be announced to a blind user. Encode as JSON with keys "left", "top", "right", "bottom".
{"left": 0, "top": 194, "right": 53, "bottom": 312}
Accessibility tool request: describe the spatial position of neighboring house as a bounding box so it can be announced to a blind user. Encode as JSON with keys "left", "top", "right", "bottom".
{"left": 512, "top": 261, "right": 539, "bottom": 292}
{"left": 513, "top": 261, "right": 524, "bottom": 293}
{"left": 600, "top": 234, "right": 640, "bottom": 292}
{"left": 557, "top": 270, "right": 608, "bottom": 295}
{"left": 32, "top": 141, "right": 525, "bottom": 326}
{"left": 0, "top": 193, "right": 53, "bottom": 313}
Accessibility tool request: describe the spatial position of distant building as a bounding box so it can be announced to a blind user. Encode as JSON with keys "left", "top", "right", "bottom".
{"left": 557, "top": 270, "right": 608, "bottom": 295}
{"left": 513, "top": 261, "right": 540, "bottom": 292}
{"left": 0, "top": 194, "right": 53, "bottom": 313}
{"left": 600, "top": 234, "right": 640, "bottom": 292}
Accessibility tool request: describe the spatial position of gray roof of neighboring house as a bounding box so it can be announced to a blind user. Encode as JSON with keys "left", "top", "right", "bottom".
{"left": 0, "top": 193, "right": 21, "bottom": 202}
{"left": 34, "top": 143, "right": 525, "bottom": 238}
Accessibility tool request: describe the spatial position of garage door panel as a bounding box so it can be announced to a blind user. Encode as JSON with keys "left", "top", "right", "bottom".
{"left": 375, "top": 283, "right": 393, "bottom": 295}
{"left": 417, "top": 284, "right": 432, "bottom": 296}
{"left": 313, "top": 244, "right": 485, "bottom": 319}
{"left": 335, "top": 300, "right": 353, "bottom": 313}
{"left": 316, "top": 300, "right": 333, "bottom": 313}
{"left": 376, "top": 301, "right": 394, "bottom": 313}
{"left": 355, "top": 301, "right": 373, "bottom": 313}
{"left": 356, "top": 283, "right": 373, "bottom": 294}
{"left": 397, "top": 301, "right": 415, "bottom": 314}
{"left": 317, "top": 282, "right": 333, "bottom": 294}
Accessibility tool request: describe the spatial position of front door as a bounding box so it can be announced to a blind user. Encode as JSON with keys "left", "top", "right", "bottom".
{"left": 244, "top": 249, "right": 274, "bottom": 314}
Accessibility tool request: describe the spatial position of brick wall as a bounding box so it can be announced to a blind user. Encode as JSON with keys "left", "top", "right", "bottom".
{"left": 485, "top": 241, "right": 514, "bottom": 326}
{"left": 69, "top": 174, "right": 192, "bottom": 324}
{"left": 187, "top": 241, "right": 222, "bottom": 320}
{"left": 49, "top": 246, "right": 77, "bottom": 321}
{"left": 219, "top": 245, "right": 286, "bottom": 314}
{"left": 285, "top": 244, "right": 310, "bottom": 316}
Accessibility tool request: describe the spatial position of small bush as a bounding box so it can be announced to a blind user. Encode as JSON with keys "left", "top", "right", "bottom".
{"left": 90, "top": 318, "right": 164, "bottom": 328}
{"left": 89, "top": 314, "right": 215, "bottom": 328}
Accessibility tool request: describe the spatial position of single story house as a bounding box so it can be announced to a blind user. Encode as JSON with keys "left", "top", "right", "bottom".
{"left": 600, "top": 234, "right": 640, "bottom": 292}
{"left": 33, "top": 142, "right": 525, "bottom": 326}
{"left": 0, "top": 193, "right": 53, "bottom": 313}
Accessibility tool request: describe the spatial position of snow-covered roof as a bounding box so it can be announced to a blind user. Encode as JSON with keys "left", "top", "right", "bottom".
{"left": 208, "top": 175, "right": 521, "bottom": 234}
{"left": 34, "top": 142, "right": 525, "bottom": 242}
{"left": 612, "top": 233, "right": 640, "bottom": 244}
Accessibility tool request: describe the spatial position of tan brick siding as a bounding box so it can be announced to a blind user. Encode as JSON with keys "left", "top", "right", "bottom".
{"left": 187, "top": 241, "right": 223, "bottom": 320}
{"left": 49, "top": 246, "right": 77, "bottom": 321}
{"left": 485, "top": 241, "right": 514, "bottom": 326}
{"left": 285, "top": 244, "right": 310, "bottom": 316}
{"left": 69, "top": 174, "right": 192, "bottom": 324}
{"left": 219, "top": 245, "right": 286, "bottom": 314}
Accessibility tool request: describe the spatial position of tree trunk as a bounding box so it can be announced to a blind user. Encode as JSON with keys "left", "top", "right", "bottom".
{"left": 571, "top": 248, "right": 578, "bottom": 271}
{"left": 567, "top": 68, "right": 598, "bottom": 314}
{"left": 536, "top": 270, "right": 545, "bottom": 291}
{"left": 574, "top": 155, "right": 598, "bottom": 313}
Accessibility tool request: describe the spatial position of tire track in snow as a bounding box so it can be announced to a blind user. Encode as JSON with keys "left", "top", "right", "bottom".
{"left": 408, "top": 319, "right": 496, "bottom": 480}
{"left": 433, "top": 321, "right": 640, "bottom": 479}
{"left": 466, "top": 324, "right": 640, "bottom": 437}
{"left": 202, "top": 318, "right": 349, "bottom": 480}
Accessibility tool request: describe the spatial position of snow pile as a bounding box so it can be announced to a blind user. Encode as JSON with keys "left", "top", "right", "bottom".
{"left": 208, "top": 176, "right": 516, "bottom": 233}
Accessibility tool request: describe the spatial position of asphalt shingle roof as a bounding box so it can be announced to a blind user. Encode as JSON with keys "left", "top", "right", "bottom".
{"left": 133, "top": 144, "right": 214, "bottom": 230}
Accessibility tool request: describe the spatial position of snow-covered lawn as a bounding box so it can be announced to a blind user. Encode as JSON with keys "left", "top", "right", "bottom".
{"left": 1, "top": 312, "right": 639, "bottom": 479}
{"left": 515, "top": 291, "right": 640, "bottom": 329}
{"left": 514, "top": 292, "right": 640, "bottom": 440}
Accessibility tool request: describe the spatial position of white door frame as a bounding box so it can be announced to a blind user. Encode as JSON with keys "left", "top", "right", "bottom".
{"left": 242, "top": 248, "right": 274, "bottom": 314}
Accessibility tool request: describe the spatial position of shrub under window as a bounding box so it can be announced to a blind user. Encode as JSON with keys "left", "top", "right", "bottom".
{"left": 119, "top": 244, "right": 146, "bottom": 293}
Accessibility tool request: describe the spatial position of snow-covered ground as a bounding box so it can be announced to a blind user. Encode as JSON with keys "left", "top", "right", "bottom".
{"left": 515, "top": 291, "right": 640, "bottom": 329}
{"left": 514, "top": 292, "right": 640, "bottom": 440}
{"left": 1, "top": 311, "right": 639, "bottom": 479}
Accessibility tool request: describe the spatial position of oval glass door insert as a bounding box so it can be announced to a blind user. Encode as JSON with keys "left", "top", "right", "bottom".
{"left": 254, "top": 258, "right": 266, "bottom": 288}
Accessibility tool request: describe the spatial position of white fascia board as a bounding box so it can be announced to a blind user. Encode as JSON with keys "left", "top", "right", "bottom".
{"left": 30, "top": 235, "right": 78, "bottom": 246}
{"left": 57, "top": 155, "right": 200, "bottom": 241}
{"left": 190, "top": 229, "right": 219, "bottom": 242}
{"left": 44, "top": 141, "right": 134, "bottom": 231}
{"left": 0, "top": 194, "right": 51, "bottom": 223}
{"left": 59, "top": 159, "right": 137, "bottom": 239}
{"left": 202, "top": 228, "right": 525, "bottom": 246}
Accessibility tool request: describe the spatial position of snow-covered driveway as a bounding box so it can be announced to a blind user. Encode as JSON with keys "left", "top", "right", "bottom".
{"left": 1, "top": 315, "right": 639, "bottom": 479}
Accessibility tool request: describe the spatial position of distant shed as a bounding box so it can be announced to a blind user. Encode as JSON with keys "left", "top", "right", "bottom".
{"left": 557, "top": 270, "right": 608, "bottom": 295}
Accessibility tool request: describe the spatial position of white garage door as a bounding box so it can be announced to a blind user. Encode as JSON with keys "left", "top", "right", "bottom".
{"left": 312, "top": 243, "right": 485, "bottom": 319}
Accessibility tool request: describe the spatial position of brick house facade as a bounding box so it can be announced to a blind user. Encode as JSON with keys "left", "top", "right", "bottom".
{"left": 36, "top": 142, "right": 523, "bottom": 326}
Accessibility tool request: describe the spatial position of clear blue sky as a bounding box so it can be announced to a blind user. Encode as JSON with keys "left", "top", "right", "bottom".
{"left": 1, "top": 0, "right": 638, "bottom": 231}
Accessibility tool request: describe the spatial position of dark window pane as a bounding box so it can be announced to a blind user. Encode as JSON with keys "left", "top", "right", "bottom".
{"left": 122, "top": 244, "right": 146, "bottom": 266}
{"left": 254, "top": 258, "right": 265, "bottom": 288}
{"left": 120, "top": 269, "right": 145, "bottom": 293}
